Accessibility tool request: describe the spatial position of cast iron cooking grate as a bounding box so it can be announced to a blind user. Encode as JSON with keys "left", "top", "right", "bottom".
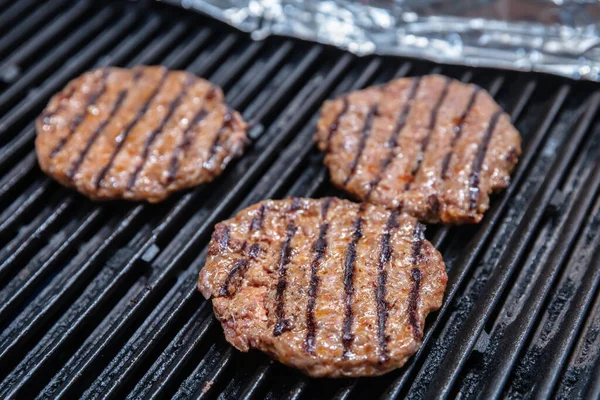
{"left": 0, "top": 0, "right": 599, "bottom": 399}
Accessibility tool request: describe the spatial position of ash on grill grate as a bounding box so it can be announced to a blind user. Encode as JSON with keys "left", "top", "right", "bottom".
{"left": 0, "top": 0, "right": 599, "bottom": 399}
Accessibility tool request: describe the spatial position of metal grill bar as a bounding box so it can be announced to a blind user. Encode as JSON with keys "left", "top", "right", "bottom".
{"left": 534, "top": 231, "right": 600, "bottom": 397}
{"left": 423, "top": 92, "right": 600, "bottom": 399}
{"left": 0, "top": 1, "right": 599, "bottom": 398}
{"left": 553, "top": 244, "right": 600, "bottom": 398}
{"left": 0, "top": 19, "right": 164, "bottom": 289}
{"left": 0, "top": 152, "right": 42, "bottom": 211}
{"left": 382, "top": 75, "right": 558, "bottom": 400}
{"left": 477, "top": 140, "right": 600, "bottom": 398}
{"left": 0, "top": 1, "right": 37, "bottom": 36}
{"left": 76, "top": 53, "right": 355, "bottom": 399}
{"left": 0, "top": 0, "right": 68, "bottom": 62}
{"left": 96, "top": 57, "right": 379, "bottom": 400}
{"left": 21, "top": 41, "right": 352, "bottom": 400}
{"left": 480, "top": 161, "right": 600, "bottom": 398}
{"left": 0, "top": 0, "right": 92, "bottom": 83}
{"left": 0, "top": 15, "right": 168, "bottom": 304}
{"left": 0, "top": 7, "right": 135, "bottom": 138}
{"left": 0, "top": 8, "right": 114, "bottom": 113}
{"left": 0, "top": 24, "right": 211, "bottom": 396}
{"left": 0, "top": 196, "right": 74, "bottom": 281}
{"left": 584, "top": 316, "right": 600, "bottom": 399}
{"left": 0, "top": 207, "right": 103, "bottom": 322}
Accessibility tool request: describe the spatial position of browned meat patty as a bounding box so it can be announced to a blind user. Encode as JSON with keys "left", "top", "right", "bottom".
{"left": 36, "top": 66, "right": 248, "bottom": 202}
{"left": 314, "top": 75, "right": 521, "bottom": 224}
{"left": 198, "top": 198, "right": 447, "bottom": 378}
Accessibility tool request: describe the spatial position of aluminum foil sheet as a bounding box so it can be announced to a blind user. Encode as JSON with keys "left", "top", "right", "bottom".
{"left": 163, "top": 0, "right": 600, "bottom": 81}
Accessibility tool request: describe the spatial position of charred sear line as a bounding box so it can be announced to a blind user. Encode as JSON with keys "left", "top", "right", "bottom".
{"left": 167, "top": 107, "right": 209, "bottom": 184}
{"left": 247, "top": 243, "right": 261, "bottom": 258}
{"left": 273, "top": 223, "right": 297, "bottom": 337}
{"left": 95, "top": 69, "right": 168, "bottom": 188}
{"left": 469, "top": 109, "right": 503, "bottom": 210}
{"left": 219, "top": 258, "right": 248, "bottom": 296}
{"left": 366, "top": 77, "right": 421, "bottom": 199}
{"left": 409, "top": 77, "right": 451, "bottom": 182}
{"left": 375, "top": 209, "right": 400, "bottom": 362}
{"left": 42, "top": 86, "right": 76, "bottom": 125}
{"left": 326, "top": 96, "right": 349, "bottom": 151}
{"left": 127, "top": 78, "right": 192, "bottom": 190}
{"left": 411, "top": 221, "right": 425, "bottom": 264}
{"left": 506, "top": 146, "right": 518, "bottom": 163}
{"left": 344, "top": 104, "right": 378, "bottom": 186}
{"left": 408, "top": 268, "right": 423, "bottom": 341}
{"left": 305, "top": 197, "right": 333, "bottom": 354}
{"left": 408, "top": 221, "right": 425, "bottom": 340}
{"left": 290, "top": 197, "right": 302, "bottom": 211}
{"left": 217, "top": 225, "right": 230, "bottom": 252}
{"left": 342, "top": 206, "right": 365, "bottom": 358}
{"left": 49, "top": 69, "right": 111, "bottom": 158}
{"left": 428, "top": 194, "right": 440, "bottom": 215}
{"left": 321, "top": 197, "right": 333, "bottom": 219}
{"left": 220, "top": 214, "right": 264, "bottom": 298}
{"left": 250, "top": 204, "right": 267, "bottom": 232}
{"left": 207, "top": 107, "right": 232, "bottom": 165}
{"left": 305, "top": 222, "right": 329, "bottom": 354}
{"left": 66, "top": 89, "right": 128, "bottom": 181}
{"left": 441, "top": 85, "right": 481, "bottom": 179}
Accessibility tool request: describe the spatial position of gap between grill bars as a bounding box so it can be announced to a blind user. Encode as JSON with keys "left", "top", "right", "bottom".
{"left": 0, "top": 0, "right": 599, "bottom": 399}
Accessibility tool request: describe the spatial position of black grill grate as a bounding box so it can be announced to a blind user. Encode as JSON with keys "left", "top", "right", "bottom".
{"left": 0, "top": 1, "right": 599, "bottom": 399}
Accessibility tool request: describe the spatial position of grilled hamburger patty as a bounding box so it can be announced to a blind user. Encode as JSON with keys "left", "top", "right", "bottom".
{"left": 198, "top": 198, "right": 447, "bottom": 377}
{"left": 36, "top": 66, "right": 248, "bottom": 202}
{"left": 314, "top": 75, "right": 521, "bottom": 224}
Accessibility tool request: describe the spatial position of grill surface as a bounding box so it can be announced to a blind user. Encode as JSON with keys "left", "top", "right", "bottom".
{"left": 0, "top": 1, "right": 599, "bottom": 399}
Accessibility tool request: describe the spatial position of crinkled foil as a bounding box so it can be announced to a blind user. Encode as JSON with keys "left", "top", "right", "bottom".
{"left": 163, "top": 0, "right": 600, "bottom": 81}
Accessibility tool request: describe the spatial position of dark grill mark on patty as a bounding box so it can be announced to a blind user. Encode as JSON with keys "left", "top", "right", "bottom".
{"left": 66, "top": 89, "right": 128, "bottom": 181}
{"left": 250, "top": 204, "right": 267, "bottom": 232}
{"left": 344, "top": 104, "right": 378, "bottom": 186}
{"left": 220, "top": 258, "right": 248, "bottom": 296}
{"left": 408, "top": 268, "right": 423, "bottom": 341}
{"left": 408, "top": 222, "right": 425, "bottom": 340}
{"left": 366, "top": 77, "right": 421, "bottom": 199}
{"left": 248, "top": 243, "right": 261, "bottom": 258}
{"left": 207, "top": 107, "right": 232, "bottom": 164}
{"left": 409, "top": 77, "right": 451, "bottom": 180}
{"left": 321, "top": 197, "right": 333, "bottom": 219}
{"left": 290, "top": 197, "right": 302, "bottom": 211}
{"left": 42, "top": 86, "right": 76, "bottom": 125}
{"left": 411, "top": 222, "right": 425, "bottom": 264}
{"left": 342, "top": 204, "right": 365, "bottom": 358}
{"left": 375, "top": 209, "right": 400, "bottom": 362}
{"left": 506, "top": 146, "right": 518, "bottom": 164}
{"left": 198, "top": 198, "right": 448, "bottom": 378}
{"left": 428, "top": 194, "right": 440, "bottom": 215}
{"left": 305, "top": 218, "right": 330, "bottom": 354}
{"left": 315, "top": 75, "right": 521, "bottom": 224}
{"left": 273, "top": 222, "right": 297, "bottom": 336}
{"left": 127, "top": 78, "right": 192, "bottom": 190}
{"left": 167, "top": 107, "right": 209, "bottom": 184}
{"left": 469, "top": 109, "right": 503, "bottom": 210}
{"left": 441, "top": 86, "right": 480, "bottom": 179}
{"left": 50, "top": 69, "right": 111, "bottom": 158}
{"left": 220, "top": 213, "right": 264, "bottom": 297}
{"left": 95, "top": 68, "right": 169, "bottom": 188}
{"left": 326, "top": 96, "right": 349, "bottom": 151}
{"left": 218, "top": 225, "right": 230, "bottom": 252}
{"left": 37, "top": 67, "right": 250, "bottom": 203}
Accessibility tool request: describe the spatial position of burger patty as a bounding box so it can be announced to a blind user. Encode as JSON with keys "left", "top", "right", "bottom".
{"left": 36, "top": 66, "right": 248, "bottom": 202}
{"left": 314, "top": 75, "right": 521, "bottom": 224}
{"left": 198, "top": 198, "right": 447, "bottom": 378}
